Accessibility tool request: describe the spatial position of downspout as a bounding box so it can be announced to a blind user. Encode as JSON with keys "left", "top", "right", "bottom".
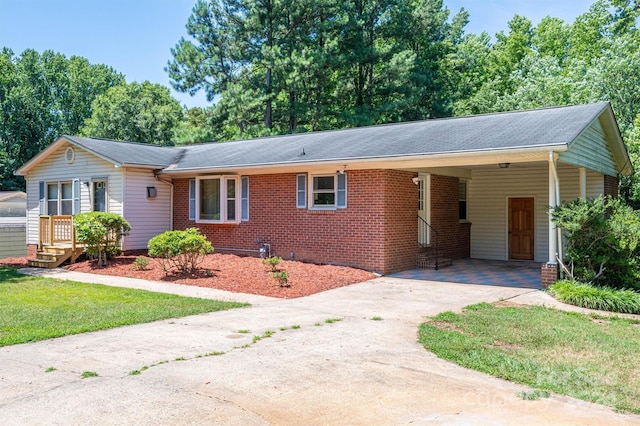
{"left": 154, "top": 172, "right": 174, "bottom": 231}
{"left": 549, "top": 151, "right": 563, "bottom": 271}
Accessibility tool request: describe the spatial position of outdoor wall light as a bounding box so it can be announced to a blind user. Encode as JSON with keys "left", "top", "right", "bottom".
{"left": 146, "top": 186, "right": 157, "bottom": 198}
{"left": 412, "top": 177, "right": 420, "bottom": 185}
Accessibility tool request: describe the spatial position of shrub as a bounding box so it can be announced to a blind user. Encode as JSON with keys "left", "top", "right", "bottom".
{"left": 147, "top": 228, "right": 213, "bottom": 273}
{"left": 132, "top": 256, "right": 149, "bottom": 271}
{"left": 74, "top": 212, "right": 131, "bottom": 265}
{"left": 549, "top": 280, "right": 640, "bottom": 314}
{"left": 262, "top": 256, "right": 282, "bottom": 272}
{"left": 272, "top": 270, "right": 290, "bottom": 287}
{"left": 551, "top": 196, "right": 640, "bottom": 290}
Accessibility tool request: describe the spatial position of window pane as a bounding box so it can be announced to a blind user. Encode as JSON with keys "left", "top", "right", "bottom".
{"left": 47, "top": 201, "right": 58, "bottom": 215}
{"left": 189, "top": 179, "right": 196, "bottom": 198}
{"left": 200, "top": 179, "right": 220, "bottom": 220}
{"left": 459, "top": 201, "right": 467, "bottom": 221}
{"left": 189, "top": 179, "right": 196, "bottom": 220}
{"left": 94, "top": 181, "right": 106, "bottom": 212}
{"left": 227, "top": 179, "right": 236, "bottom": 198}
{"left": 314, "top": 192, "right": 335, "bottom": 205}
{"left": 47, "top": 184, "right": 58, "bottom": 200}
{"left": 227, "top": 199, "right": 236, "bottom": 221}
{"left": 459, "top": 182, "right": 467, "bottom": 200}
{"left": 314, "top": 176, "right": 334, "bottom": 191}
{"left": 61, "top": 200, "right": 73, "bottom": 215}
{"left": 61, "top": 183, "right": 72, "bottom": 199}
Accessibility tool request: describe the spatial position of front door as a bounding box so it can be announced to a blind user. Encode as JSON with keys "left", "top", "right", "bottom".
{"left": 508, "top": 197, "right": 534, "bottom": 260}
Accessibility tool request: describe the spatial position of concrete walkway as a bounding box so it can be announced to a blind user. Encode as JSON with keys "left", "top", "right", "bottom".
{"left": 1, "top": 269, "right": 638, "bottom": 425}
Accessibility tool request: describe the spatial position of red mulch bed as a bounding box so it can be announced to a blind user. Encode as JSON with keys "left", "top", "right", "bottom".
{"left": 1, "top": 254, "right": 376, "bottom": 299}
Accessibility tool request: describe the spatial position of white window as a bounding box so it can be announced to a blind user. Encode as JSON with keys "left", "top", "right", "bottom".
{"left": 46, "top": 182, "right": 73, "bottom": 215}
{"left": 459, "top": 180, "right": 467, "bottom": 221}
{"left": 195, "top": 176, "right": 241, "bottom": 223}
{"left": 303, "top": 173, "right": 347, "bottom": 209}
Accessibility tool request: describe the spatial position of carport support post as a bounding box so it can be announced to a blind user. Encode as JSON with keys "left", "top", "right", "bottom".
{"left": 543, "top": 151, "right": 560, "bottom": 288}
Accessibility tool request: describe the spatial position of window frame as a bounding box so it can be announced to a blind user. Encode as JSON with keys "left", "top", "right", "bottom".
{"left": 45, "top": 181, "right": 74, "bottom": 216}
{"left": 91, "top": 178, "right": 108, "bottom": 212}
{"left": 307, "top": 172, "right": 347, "bottom": 210}
{"left": 459, "top": 179, "right": 468, "bottom": 222}
{"left": 195, "top": 175, "right": 241, "bottom": 224}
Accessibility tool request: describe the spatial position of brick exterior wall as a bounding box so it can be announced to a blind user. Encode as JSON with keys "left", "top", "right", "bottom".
{"left": 430, "top": 175, "right": 471, "bottom": 260}
{"left": 541, "top": 263, "right": 558, "bottom": 288}
{"left": 173, "top": 170, "right": 470, "bottom": 275}
{"left": 604, "top": 174, "right": 619, "bottom": 198}
{"left": 27, "top": 244, "right": 38, "bottom": 257}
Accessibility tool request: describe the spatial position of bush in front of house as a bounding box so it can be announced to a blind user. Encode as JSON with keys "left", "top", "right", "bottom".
{"left": 74, "top": 212, "right": 131, "bottom": 265}
{"left": 551, "top": 195, "right": 640, "bottom": 290}
{"left": 147, "top": 228, "right": 213, "bottom": 273}
{"left": 549, "top": 280, "right": 640, "bottom": 314}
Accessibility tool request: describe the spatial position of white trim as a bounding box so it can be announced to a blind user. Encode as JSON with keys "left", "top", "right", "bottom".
{"left": 308, "top": 173, "right": 345, "bottom": 210}
{"left": 195, "top": 175, "right": 241, "bottom": 224}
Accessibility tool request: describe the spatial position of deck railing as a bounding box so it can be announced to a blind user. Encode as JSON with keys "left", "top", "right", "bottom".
{"left": 38, "top": 215, "right": 76, "bottom": 252}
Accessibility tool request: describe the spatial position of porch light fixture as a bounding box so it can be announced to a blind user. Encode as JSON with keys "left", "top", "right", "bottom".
{"left": 146, "top": 186, "right": 157, "bottom": 198}
{"left": 498, "top": 163, "right": 511, "bottom": 169}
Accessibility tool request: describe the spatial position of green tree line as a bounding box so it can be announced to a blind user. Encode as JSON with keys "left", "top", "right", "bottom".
{"left": 2, "top": 0, "right": 640, "bottom": 204}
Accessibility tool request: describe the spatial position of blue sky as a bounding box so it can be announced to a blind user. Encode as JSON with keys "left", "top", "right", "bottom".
{"left": 0, "top": 0, "right": 595, "bottom": 109}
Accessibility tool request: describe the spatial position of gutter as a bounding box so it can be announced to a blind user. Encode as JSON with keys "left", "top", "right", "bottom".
{"left": 159, "top": 144, "right": 570, "bottom": 176}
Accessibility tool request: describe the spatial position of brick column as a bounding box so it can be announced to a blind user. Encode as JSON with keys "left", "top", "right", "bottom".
{"left": 541, "top": 263, "right": 558, "bottom": 288}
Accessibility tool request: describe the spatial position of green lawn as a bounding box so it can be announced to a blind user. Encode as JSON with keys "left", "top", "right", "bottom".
{"left": 418, "top": 302, "right": 640, "bottom": 414}
{"left": 0, "top": 266, "right": 248, "bottom": 346}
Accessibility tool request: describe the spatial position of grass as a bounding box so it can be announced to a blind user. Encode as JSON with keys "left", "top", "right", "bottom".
{"left": 0, "top": 266, "right": 248, "bottom": 346}
{"left": 549, "top": 280, "right": 640, "bottom": 314}
{"left": 418, "top": 302, "right": 640, "bottom": 414}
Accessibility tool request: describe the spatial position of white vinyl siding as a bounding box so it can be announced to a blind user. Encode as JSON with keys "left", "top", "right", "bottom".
{"left": 469, "top": 165, "right": 605, "bottom": 262}
{"left": 559, "top": 119, "right": 619, "bottom": 177}
{"left": 24, "top": 143, "right": 124, "bottom": 246}
{"left": 122, "top": 168, "right": 172, "bottom": 251}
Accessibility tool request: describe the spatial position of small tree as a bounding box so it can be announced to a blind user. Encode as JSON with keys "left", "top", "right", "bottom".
{"left": 74, "top": 212, "right": 131, "bottom": 266}
{"left": 147, "top": 228, "right": 213, "bottom": 273}
{"left": 551, "top": 196, "right": 640, "bottom": 290}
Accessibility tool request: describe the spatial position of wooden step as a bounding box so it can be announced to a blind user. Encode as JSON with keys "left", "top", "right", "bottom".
{"left": 28, "top": 246, "right": 84, "bottom": 268}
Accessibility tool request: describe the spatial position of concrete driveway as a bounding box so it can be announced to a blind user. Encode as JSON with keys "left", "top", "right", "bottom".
{"left": 1, "top": 270, "right": 638, "bottom": 425}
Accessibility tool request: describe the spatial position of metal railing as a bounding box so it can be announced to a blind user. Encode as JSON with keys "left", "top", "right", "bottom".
{"left": 418, "top": 215, "right": 440, "bottom": 270}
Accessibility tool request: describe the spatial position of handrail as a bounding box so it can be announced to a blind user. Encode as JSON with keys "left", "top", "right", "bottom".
{"left": 38, "top": 215, "right": 76, "bottom": 250}
{"left": 417, "top": 215, "right": 440, "bottom": 270}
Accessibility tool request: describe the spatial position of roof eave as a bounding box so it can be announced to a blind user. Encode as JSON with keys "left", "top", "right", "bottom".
{"left": 15, "top": 136, "right": 123, "bottom": 175}
{"left": 159, "top": 144, "right": 569, "bottom": 175}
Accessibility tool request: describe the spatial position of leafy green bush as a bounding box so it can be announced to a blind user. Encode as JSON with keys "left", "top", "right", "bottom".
{"left": 549, "top": 280, "right": 640, "bottom": 314}
{"left": 551, "top": 196, "right": 640, "bottom": 290}
{"left": 74, "top": 212, "right": 131, "bottom": 265}
{"left": 262, "top": 256, "right": 282, "bottom": 272}
{"left": 147, "top": 228, "right": 213, "bottom": 273}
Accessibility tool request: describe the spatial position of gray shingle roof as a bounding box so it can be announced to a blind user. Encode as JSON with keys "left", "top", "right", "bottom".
{"left": 171, "top": 102, "right": 610, "bottom": 171}
{"left": 64, "top": 136, "right": 183, "bottom": 168}
{"left": 60, "top": 102, "right": 611, "bottom": 172}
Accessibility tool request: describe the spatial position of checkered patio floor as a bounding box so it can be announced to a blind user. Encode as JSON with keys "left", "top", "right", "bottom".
{"left": 389, "top": 258, "right": 541, "bottom": 289}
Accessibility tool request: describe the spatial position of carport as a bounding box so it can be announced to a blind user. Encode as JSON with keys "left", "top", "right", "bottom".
{"left": 390, "top": 259, "right": 542, "bottom": 289}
